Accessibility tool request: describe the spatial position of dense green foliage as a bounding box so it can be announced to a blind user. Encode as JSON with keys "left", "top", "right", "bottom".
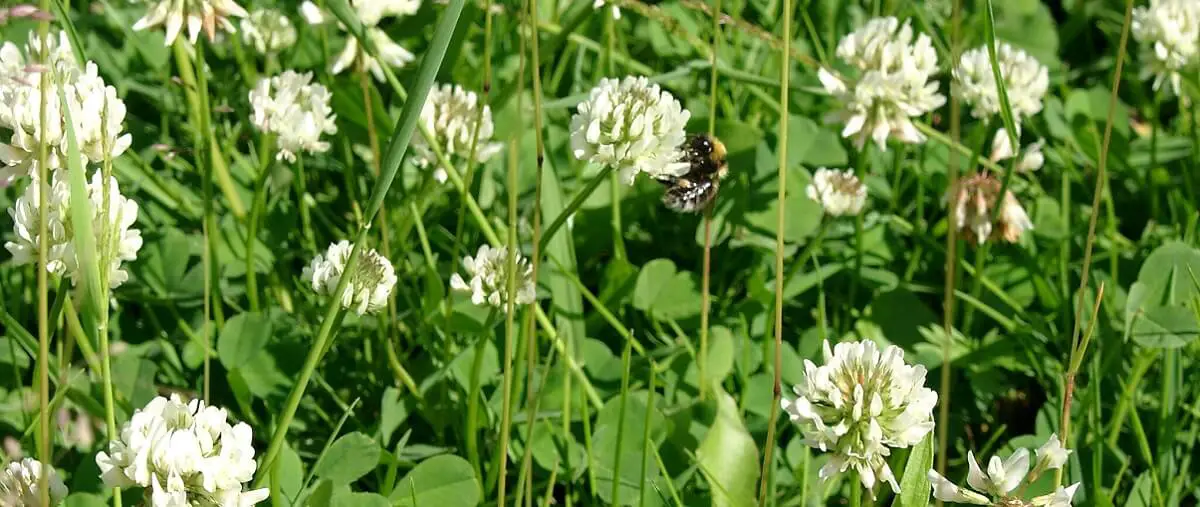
{"left": 1, "top": 0, "right": 1199, "bottom": 505}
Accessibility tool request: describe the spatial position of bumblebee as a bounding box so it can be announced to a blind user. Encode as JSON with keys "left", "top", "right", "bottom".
{"left": 658, "top": 134, "right": 728, "bottom": 213}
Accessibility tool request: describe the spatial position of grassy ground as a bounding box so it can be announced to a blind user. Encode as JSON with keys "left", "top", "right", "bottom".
{"left": 1, "top": 0, "right": 1199, "bottom": 505}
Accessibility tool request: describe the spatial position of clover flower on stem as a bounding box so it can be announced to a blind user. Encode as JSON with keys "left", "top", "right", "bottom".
{"left": 781, "top": 340, "right": 938, "bottom": 497}
{"left": 1133, "top": 0, "right": 1200, "bottom": 95}
{"left": 569, "top": 76, "right": 691, "bottom": 184}
{"left": 95, "top": 394, "right": 269, "bottom": 506}
{"left": 240, "top": 8, "right": 297, "bottom": 55}
{"left": 301, "top": 0, "right": 419, "bottom": 81}
{"left": 947, "top": 172, "right": 1033, "bottom": 246}
{"left": 806, "top": 167, "right": 867, "bottom": 216}
{"left": 954, "top": 41, "right": 1049, "bottom": 123}
{"left": 249, "top": 70, "right": 338, "bottom": 162}
{"left": 5, "top": 170, "right": 142, "bottom": 289}
{"left": 132, "top": 0, "right": 249, "bottom": 46}
{"left": 450, "top": 245, "right": 536, "bottom": 309}
{"left": 413, "top": 83, "right": 502, "bottom": 183}
{"left": 302, "top": 240, "right": 397, "bottom": 315}
{"left": 927, "top": 433, "right": 1077, "bottom": 506}
{"left": 0, "top": 31, "right": 131, "bottom": 186}
{"left": 0, "top": 458, "right": 68, "bottom": 506}
{"left": 818, "top": 17, "right": 945, "bottom": 150}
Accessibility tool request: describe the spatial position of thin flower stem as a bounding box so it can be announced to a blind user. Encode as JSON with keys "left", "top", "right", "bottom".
{"left": 447, "top": 0, "right": 495, "bottom": 280}
{"left": 498, "top": 129, "right": 520, "bottom": 505}
{"left": 245, "top": 134, "right": 275, "bottom": 312}
{"left": 465, "top": 312, "right": 493, "bottom": 480}
{"left": 96, "top": 78, "right": 125, "bottom": 507}
{"left": 295, "top": 156, "right": 317, "bottom": 252}
{"left": 1069, "top": 0, "right": 1133, "bottom": 417}
{"left": 937, "top": 0, "right": 962, "bottom": 487}
{"left": 538, "top": 165, "right": 615, "bottom": 252}
{"left": 699, "top": 0, "right": 722, "bottom": 403}
{"left": 612, "top": 339, "right": 633, "bottom": 502}
{"left": 758, "top": 0, "right": 790, "bottom": 502}
{"left": 33, "top": 6, "right": 52, "bottom": 505}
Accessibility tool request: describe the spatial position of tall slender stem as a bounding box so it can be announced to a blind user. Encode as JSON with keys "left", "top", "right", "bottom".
{"left": 34, "top": 7, "right": 53, "bottom": 505}
{"left": 497, "top": 132, "right": 520, "bottom": 505}
{"left": 246, "top": 135, "right": 274, "bottom": 312}
{"left": 936, "top": 0, "right": 962, "bottom": 488}
{"left": 699, "top": 0, "right": 722, "bottom": 403}
{"left": 758, "top": 0, "right": 790, "bottom": 502}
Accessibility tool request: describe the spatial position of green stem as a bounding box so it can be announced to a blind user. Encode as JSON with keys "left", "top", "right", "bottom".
{"left": 246, "top": 135, "right": 275, "bottom": 312}
{"left": 34, "top": 7, "right": 53, "bottom": 505}
{"left": 758, "top": 0, "right": 791, "bottom": 502}
{"left": 295, "top": 156, "right": 316, "bottom": 252}
{"left": 537, "top": 165, "right": 615, "bottom": 252}
{"left": 465, "top": 331, "right": 490, "bottom": 480}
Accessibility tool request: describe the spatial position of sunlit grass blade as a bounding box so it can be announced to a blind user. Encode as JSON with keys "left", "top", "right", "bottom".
{"left": 255, "top": 0, "right": 467, "bottom": 481}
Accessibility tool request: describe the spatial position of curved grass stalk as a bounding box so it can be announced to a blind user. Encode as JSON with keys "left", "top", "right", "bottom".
{"left": 1060, "top": 0, "right": 1136, "bottom": 487}
{"left": 255, "top": 0, "right": 467, "bottom": 481}
{"left": 757, "top": 0, "right": 790, "bottom": 502}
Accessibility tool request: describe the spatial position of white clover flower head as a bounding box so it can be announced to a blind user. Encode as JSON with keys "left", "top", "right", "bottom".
{"left": 819, "top": 17, "right": 945, "bottom": 150}
{"left": 1133, "top": 0, "right": 1200, "bottom": 94}
{"left": 780, "top": 340, "right": 938, "bottom": 497}
{"left": 330, "top": 28, "right": 415, "bottom": 81}
{"left": 0, "top": 458, "right": 68, "bottom": 506}
{"left": 948, "top": 172, "right": 1032, "bottom": 245}
{"left": 132, "top": 0, "right": 249, "bottom": 46}
{"left": 954, "top": 42, "right": 1049, "bottom": 122}
{"left": 929, "top": 435, "right": 1078, "bottom": 507}
{"left": 1033, "top": 433, "right": 1071, "bottom": 474}
{"left": 302, "top": 241, "right": 396, "bottom": 315}
{"left": 249, "top": 70, "right": 338, "bottom": 162}
{"left": 5, "top": 170, "right": 142, "bottom": 289}
{"left": 806, "top": 167, "right": 867, "bottom": 216}
{"left": 0, "top": 33, "right": 131, "bottom": 185}
{"left": 240, "top": 8, "right": 297, "bottom": 54}
{"left": 413, "top": 83, "right": 503, "bottom": 174}
{"left": 990, "top": 127, "right": 1045, "bottom": 173}
{"left": 570, "top": 76, "right": 691, "bottom": 184}
{"left": 450, "top": 245, "right": 537, "bottom": 309}
{"left": 316, "top": 0, "right": 418, "bottom": 80}
{"left": 95, "top": 394, "right": 269, "bottom": 506}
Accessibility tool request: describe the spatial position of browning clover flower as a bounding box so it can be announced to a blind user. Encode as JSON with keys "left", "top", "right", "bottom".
{"left": 96, "top": 394, "right": 269, "bottom": 506}
{"left": 413, "top": 83, "right": 502, "bottom": 183}
{"left": 450, "top": 245, "right": 536, "bottom": 309}
{"left": 818, "top": 17, "right": 945, "bottom": 150}
{"left": 302, "top": 240, "right": 397, "bottom": 315}
{"left": 0, "top": 31, "right": 132, "bottom": 185}
{"left": 240, "top": 8, "right": 297, "bottom": 55}
{"left": 954, "top": 42, "right": 1049, "bottom": 122}
{"left": 132, "top": 0, "right": 249, "bottom": 46}
{"left": 1133, "top": 0, "right": 1200, "bottom": 95}
{"left": 5, "top": 170, "right": 143, "bottom": 289}
{"left": 781, "top": 340, "right": 938, "bottom": 497}
{"left": 927, "top": 433, "right": 1077, "bottom": 506}
{"left": 947, "top": 172, "right": 1033, "bottom": 245}
{"left": 806, "top": 167, "right": 867, "bottom": 216}
{"left": 0, "top": 458, "right": 68, "bottom": 506}
{"left": 569, "top": 76, "right": 691, "bottom": 184}
{"left": 249, "top": 70, "right": 337, "bottom": 162}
